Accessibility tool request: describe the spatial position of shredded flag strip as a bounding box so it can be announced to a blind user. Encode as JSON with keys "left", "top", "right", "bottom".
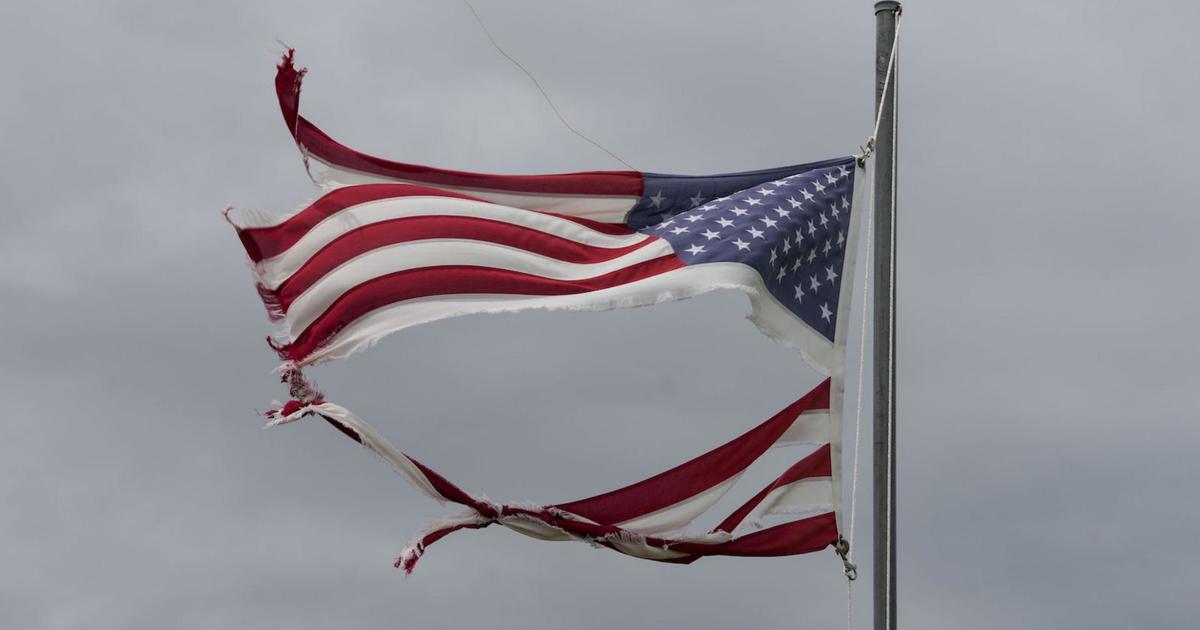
{"left": 227, "top": 51, "right": 864, "bottom": 573}
{"left": 266, "top": 380, "right": 837, "bottom": 573}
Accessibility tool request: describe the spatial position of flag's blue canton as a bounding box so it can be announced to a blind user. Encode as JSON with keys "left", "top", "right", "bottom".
{"left": 634, "top": 157, "right": 856, "bottom": 341}
{"left": 625, "top": 157, "right": 855, "bottom": 230}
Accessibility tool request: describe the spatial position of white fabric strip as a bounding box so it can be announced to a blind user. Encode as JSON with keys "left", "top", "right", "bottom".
{"left": 296, "top": 261, "right": 839, "bottom": 369}
{"left": 614, "top": 475, "right": 742, "bottom": 535}
{"left": 307, "top": 157, "right": 641, "bottom": 222}
{"left": 252, "top": 196, "right": 651, "bottom": 290}
{"left": 826, "top": 162, "right": 867, "bottom": 533}
{"left": 776, "top": 410, "right": 832, "bottom": 447}
{"left": 282, "top": 238, "right": 675, "bottom": 338}
{"left": 267, "top": 401, "right": 444, "bottom": 504}
{"left": 764, "top": 477, "right": 834, "bottom": 516}
{"left": 740, "top": 477, "right": 835, "bottom": 531}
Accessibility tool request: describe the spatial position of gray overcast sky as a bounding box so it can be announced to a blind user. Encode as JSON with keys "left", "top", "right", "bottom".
{"left": 2, "top": 1, "right": 1198, "bottom": 628}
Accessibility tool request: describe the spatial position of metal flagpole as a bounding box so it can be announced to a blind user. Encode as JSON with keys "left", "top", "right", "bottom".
{"left": 872, "top": 3, "right": 900, "bottom": 630}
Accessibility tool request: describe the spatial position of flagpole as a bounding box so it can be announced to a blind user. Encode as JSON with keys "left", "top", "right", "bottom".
{"left": 872, "top": 3, "right": 900, "bottom": 630}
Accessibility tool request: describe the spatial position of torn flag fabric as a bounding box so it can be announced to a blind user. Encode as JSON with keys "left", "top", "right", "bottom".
{"left": 227, "top": 51, "right": 864, "bottom": 573}
{"left": 265, "top": 379, "right": 838, "bottom": 574}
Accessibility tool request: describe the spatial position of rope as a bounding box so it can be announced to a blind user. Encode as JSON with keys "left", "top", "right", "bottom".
{"left": 861, "top": 8, "right": 901, "bottom": 161}
{"left": 461, "top": 0, "right": 637, "bottom": 170}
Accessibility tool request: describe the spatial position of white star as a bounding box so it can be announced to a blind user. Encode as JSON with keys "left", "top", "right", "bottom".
{"left": 716, "top": 217, "right": 735, "bottom": 228}
{"left": 684, "top": 214, "right": 704, "bottom": 223}
{"left": 825, "top": 265, "right": 839, "bottom": 282}
{"left": 782, "top": 239, "right": 792, "bottom": 255}
{"left": 689, "top": 191, "right": 706, "bottom": 207}
{"left": 701, "top": 229, "right": 720, "bottom": 240}
{"left": 807, "top": 249, "right": 817, "bottom": 262}
{"left": 813, "top": 181, "right": 826, "bottom": 193}
{"left": 745, "top": 197, "right": 763, "bottom": 206}
{"left": 825, "top": 172, "right": 838, "bottom": 184}
{"left": 670, "top": 226, "right": 689, "bottom": 235}
{"left": 819, "top": 212, "right": 829, "bottom": 227}
{"left": 831, "top": 206, "right": 840, "bottom": 219}
{"left": 685, "top": 243, "right": 706, "bottom": 256}
{"left": 792, "top": 258, "right": 804, "bottom": 272}
{"left": 801, "top": 189, "right": 815, "bottom": 202}
{"left": 819, "top": 302, "right": 832, "bottom": 321}
{"left": 732, "top": 238, "right": 751, "bottom": 251}
{"left": 746, "top": 226, "right": 765, "bottom": 239}
{"left": 658, "top": 218, "right": 675, "bottom": 229}
{"left": 837, "top": 231, "right": 845, "bottom": 245}
{"left": 730, "top": 207, "right": 749, "bottom": 217}
{"left": 841, "top": 196, "right": 850, "bottom": 210}
{"left": 756, "top": 187, "right": 776, "bottom": 196}
{"left": 810, "top": 274, "right": 821, "bottom": 291}
{"left": 838, "top": 165, "right": 850, "bottom": 177}
{"left": 808, "top": 221, "right": 817, "bottom": 235}
{"left": 823, "top": 239, "right": 832, "bottom": 254}
{"left": 649, "top": 190, "right": 666, "bottom": 208}
{"left": 795, "top": 228, "right": 805, "bottom": 242}
{"left": 776, "top": 266, "right": 786, "bottom": 282}
{"left": 786, "top": 196, "right": 803, "bottom": 209}
{"left": 769, "top": 248, "right": 778, "bottom": 266}
{"left": 759, "top": 216, "right": 778, "bottom": 229}
{"left": 794, "top": 284, "right": 805, "bottom": 302}
{"left": 773, "top": 206, "right": 790, "bottom": 218}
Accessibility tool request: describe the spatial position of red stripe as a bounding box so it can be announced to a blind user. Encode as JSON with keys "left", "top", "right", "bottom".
{"left": 276, "top": 51, "right": 644, "bottom": 198}
{"left": 277, "top": 255, "right": 687, "bottom": 362}
{"left": 712, "top": 443, "right": 832, "bottom": 534}
{"left": 238, "top": 184, "right": 491, "bottom": 263}
{"left": 553, "top": 380, "right": 831, "bottom": 525}
{"left": 671, "top": 512, "right": 837, "bottom": 558}
{"left": 268, "top": 216, "right": 657, "bottom": 315}
{"left": 405, "top": 455, "right": 488, "bottom": 511}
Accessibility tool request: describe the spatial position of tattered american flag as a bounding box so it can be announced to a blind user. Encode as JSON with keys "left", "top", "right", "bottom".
{"left": 230, "top": 51, "right": 863, "bottom": 573}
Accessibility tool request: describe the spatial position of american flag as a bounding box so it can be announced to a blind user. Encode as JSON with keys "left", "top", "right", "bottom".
{"left": 232, "top": 52, "right": 863, "bottom": 572}
{"left": 233, "top": 51, "right": 861, "bottom": 370}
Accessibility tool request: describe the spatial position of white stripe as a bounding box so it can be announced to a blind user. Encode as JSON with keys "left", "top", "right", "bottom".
{"left": 282, "top": 238, "right": 676, "bottom": 338}
{"left": 614, "top": 475, "right": 742, "bottom": 535}
{"left": 732, "top": 477, "right": 834, "bottom": 533}
{"left": 763, "top": 477, "right": 834, "bottom": 516}
{"left": 309, "top": 157, "right": 640, "bottom": 222}
{"left": 603, "top": 536, "right": 692, "bottom": 561}
{"left": 293, "top": 262, "right": 838, "bottom": 369}
{"left": 776, "top": 411, "right": 831, "bottom": 447}
{"left": 611, "top": 410, "right": 829, "bottom": 535}
{"left": 255, "top": 196, "right": 650, "bottom": 290}
{"left": 300, "top": 402, "right": 444, "bottom": 504}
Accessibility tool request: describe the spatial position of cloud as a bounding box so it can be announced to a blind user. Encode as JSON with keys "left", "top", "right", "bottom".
{"left": 2, "top": 1, "right": 1197, "bottom": 628}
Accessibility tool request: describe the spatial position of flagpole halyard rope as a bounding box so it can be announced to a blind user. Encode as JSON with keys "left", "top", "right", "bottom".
{"left": 861, "top": 8, "right": 900, "bottom": 162}
{"left": 462, "top": 0, "right": 637, "bottom": 170}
